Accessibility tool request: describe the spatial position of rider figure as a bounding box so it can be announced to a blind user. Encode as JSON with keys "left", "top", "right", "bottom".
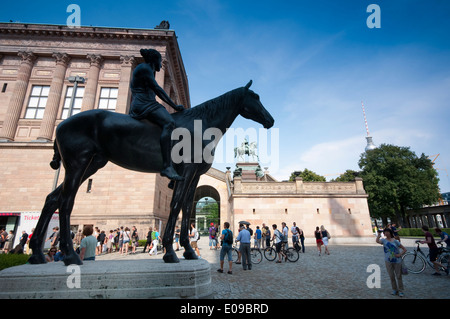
{"left": 129, "top": 48, "right": 184, "bottom": 181}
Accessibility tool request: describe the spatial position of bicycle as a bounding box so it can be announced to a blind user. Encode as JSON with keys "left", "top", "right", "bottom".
{"left": 402, "top": 240, "right": 450, "bottom": 274}
{"left": 231, "top": 243, "right": 263, "bottom": 265}
{"left": 263, "top": 240, "right": 299, "bottom": 262}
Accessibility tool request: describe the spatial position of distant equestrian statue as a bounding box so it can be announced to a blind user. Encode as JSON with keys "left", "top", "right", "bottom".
{"left": 234, "top": 138, "right": 259, "bottom": 162}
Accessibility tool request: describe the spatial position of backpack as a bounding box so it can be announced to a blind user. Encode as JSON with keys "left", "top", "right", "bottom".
{"left": 210, "top": 228, "right": 216, "bottom": 239}
{"left": 224, "top": 229, "right": 233, "bottom": 245}
{"left": 276, "top": 229, "right": 285, "bottom": 242}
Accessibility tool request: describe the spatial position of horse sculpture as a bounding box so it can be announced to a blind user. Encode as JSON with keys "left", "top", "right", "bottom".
{"left": 234, "top": 139, "right": 259, "bottom": 161}
{"left": 28, "top": 80, "right": 274, "bottom": 265}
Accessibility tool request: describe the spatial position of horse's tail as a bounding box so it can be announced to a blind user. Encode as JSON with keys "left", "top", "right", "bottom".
{"left": 49, "top": 140, "right": 61, "bottom": 170}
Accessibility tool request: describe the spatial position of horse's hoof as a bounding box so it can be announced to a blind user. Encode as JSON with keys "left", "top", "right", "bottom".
{"left": 163, "top": 251, "right": 180, "bottom": 263}
{"left": 183, "top": 250, "right": 199, "bottom": 260}
{"left": 28, "top": 253, "right": 47, "bottom": 264}
{"left": 63, "top": 254, "right": 83, "bottom": 266}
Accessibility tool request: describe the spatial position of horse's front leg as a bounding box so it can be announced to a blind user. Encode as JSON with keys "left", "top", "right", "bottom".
{"left": 28, "top": 186, "right": 62, "bottom": 264}
{"left": 162, "top": 191, "right": 183, "bottom": 263}
{"left": 162, "top": 171, "right": 199, "bottom": 263}
{"left": 180, "top": 176, "right": 200, "bottom": 260}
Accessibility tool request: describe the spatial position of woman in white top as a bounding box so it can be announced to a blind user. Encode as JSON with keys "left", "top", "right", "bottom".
{"left": 189, "top": 223, "right": 201, "bottom": 257}
{"left": 121, "top": 227, "right": 131, "bottom": 254}
{"left": 320, "top": 225, "right": 330, "bottom": 255}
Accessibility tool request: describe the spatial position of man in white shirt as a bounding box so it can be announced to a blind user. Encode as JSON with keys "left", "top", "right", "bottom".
{"left": 272, "top": 224, "right": 286, "bottom": 263}
{"left": 189, "top": 223, "right": 201, "bottom": 257}
{"left": 291, "top": 222, "right": 299, "bottom": 248}
{"left": 282, "top": 222, "right": 289, "bottom": 248}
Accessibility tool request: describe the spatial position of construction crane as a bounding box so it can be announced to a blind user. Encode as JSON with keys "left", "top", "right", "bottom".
{"left": 428, "top": 154, "right": 449, "bottom": 205}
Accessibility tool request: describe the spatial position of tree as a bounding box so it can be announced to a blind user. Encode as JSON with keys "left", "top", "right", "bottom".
{"left": 201, "top": 202, "right": 219, "bottom": 226}
{"left": 289, "top": 169, "right": 326, "bottom": 182}
{"left": 358, "top": 144, "right": 440, "bottom": 227}
{"left": 331, "top": 169, "right": 360, "bottom": 182}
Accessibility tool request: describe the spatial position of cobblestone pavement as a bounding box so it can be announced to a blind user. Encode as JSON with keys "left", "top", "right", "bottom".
{"left": 96, "top": 238, "right": 449, "bottom": 299}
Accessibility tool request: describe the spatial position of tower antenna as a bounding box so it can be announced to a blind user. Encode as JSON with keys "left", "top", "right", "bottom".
{"left": 361, "top": 101, "right": 370, "bottom": 136}
{"left": 361, "top": 101, "right": 376, "bottom": 151}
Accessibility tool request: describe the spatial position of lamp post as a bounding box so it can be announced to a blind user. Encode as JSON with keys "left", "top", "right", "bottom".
{"left": 66, "top": 75, "right": 85, "bottom": 118}
{"left": 51, "top": 75, "right": 85, "bottom": 190}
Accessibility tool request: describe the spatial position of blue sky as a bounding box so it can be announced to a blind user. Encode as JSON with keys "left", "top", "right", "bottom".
{"left": 2, "top": 0, "right": 450, "bottom": 192}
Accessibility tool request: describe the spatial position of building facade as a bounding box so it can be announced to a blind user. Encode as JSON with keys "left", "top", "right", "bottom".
{"left": 0, "top": 22, "right": 189, "bottom": 244}
{"left": 0, "top": 23, "right": 374, "bottom": 248}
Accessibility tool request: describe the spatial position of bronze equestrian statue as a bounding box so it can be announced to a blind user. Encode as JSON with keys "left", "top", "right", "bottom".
{"left": 28, "top": 49, "right": 274, "bottom": 266}
{"left": 129, "top": 49, "right": 185, "bottom": 182}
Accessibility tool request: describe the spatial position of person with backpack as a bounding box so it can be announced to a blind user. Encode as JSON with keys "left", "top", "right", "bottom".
{"left": 217, "top": 222, "right": 233, "bottom": 274}
{"left": 209, "top": 223, "right": 217, "bottom": 250}
{"left": 272, "top": 224, "right": 288, "bottom": 263}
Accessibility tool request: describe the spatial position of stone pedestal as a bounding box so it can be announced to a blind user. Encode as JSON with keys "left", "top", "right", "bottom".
{"left": 0, "top": 259, "right": 212, "bottom": 299}
{"left": 236, "top": 162, "right": 260, "bottom": 181}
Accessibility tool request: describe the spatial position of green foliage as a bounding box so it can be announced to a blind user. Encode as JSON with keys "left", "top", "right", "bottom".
{"left": 0, "top": 254, "right": 30, "bottom": 271}
{"left": 397, "top": 228, "right": 450, "bottom": 238}
{"left": 289, "top": 169, "right": 326, "bottom": 182}
{"left": 202, "top": 202, "right": 219, "bottom": 227}
{"left": 331, "top": 169, "right": 359, "bottom": 182}
{"left": 138, "top": 239, "right": 147, "bottom": 246}
{"left": 359, "top": 144, "right": 440, "bottom": 225}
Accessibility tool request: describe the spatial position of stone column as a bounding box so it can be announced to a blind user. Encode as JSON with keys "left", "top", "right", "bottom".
{"left": 0, "top": 51, "right": 37, "bottom": 141}
{"left": 37, "top": 53, "right": 71, "bottom": 141}
{"left": 355, "top": 177, "right": 366, "bottom": 194}
{"left": 115, "top": 55, "right": 135, "bottom": 114}
{"left": 81, "top": 54, "right": 103, "bottom": 112}
{"left": 234, "top": 176, "right": 242, "bottom": 193}
{"left": 155, "top": 58, "right": 171, "bottom": 112}
{"left": 295, "top": 177, "right": 303, "bottom": 194}
{"left": 443, "top": 212, "right": 449, "bottom": 228}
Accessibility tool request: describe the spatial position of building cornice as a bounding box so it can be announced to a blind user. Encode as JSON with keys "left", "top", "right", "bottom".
{"left": 0, "top": 23, "right": 176, "bottom": 41}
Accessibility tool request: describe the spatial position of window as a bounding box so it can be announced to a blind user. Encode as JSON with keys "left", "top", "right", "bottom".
{"left": 98, "top": 87, "right": 118, "bottom": 111}
{"left": 61, "top": 86, "right": 85, "bottom": 119}
{"left": 25, "top": 85, "right": 50, "bottom": 119}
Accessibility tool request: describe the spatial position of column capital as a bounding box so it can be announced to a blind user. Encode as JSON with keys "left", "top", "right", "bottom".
{"left": 87, "top": 54, "right": 104, "bottom": 67}
{"left": 52, "top": 52, "right": 71, "bottom": 66}
{"left": 17, "top": 51, "right": 37, "bottom": 65}
{"left": 120, "top": 55, "right": 136, "bottom": 67}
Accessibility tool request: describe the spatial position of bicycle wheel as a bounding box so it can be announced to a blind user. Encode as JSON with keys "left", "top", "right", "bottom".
{"left": 402, "top": 252, "right": 426, "bottom": 274}
{"left": 285, "top": 247, "right": 299, "bottom": 262}
{"left": 250, "top": 248, "right": 263, "bottom": 264}
{"left": 438, "top": 253, "right": 449, "bottom": 271}
{"left": 264, "top": 247, "right": 277, "bottom": 261}
{"left": 231, "top": 248, "right": 239, "bottom": 263}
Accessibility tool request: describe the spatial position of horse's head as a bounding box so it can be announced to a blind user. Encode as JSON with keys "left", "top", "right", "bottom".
{"left": 239, "top": 80, "right": 274, "bottom": 129}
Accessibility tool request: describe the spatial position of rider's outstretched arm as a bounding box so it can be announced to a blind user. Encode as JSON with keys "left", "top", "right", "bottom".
{"left": 148, "top": 75, "right": 184, "bottom": 112}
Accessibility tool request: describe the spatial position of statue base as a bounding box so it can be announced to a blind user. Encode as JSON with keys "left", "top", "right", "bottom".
{"left": 235, "top": 162, "right": 261, "bottom": 181}
{"left": 0, "top": 258, "right": 212, "bottom": 299}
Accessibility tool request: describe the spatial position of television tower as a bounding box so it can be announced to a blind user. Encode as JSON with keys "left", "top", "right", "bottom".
{"left": 361, "top": 101, "right": 376, "bottom": 151}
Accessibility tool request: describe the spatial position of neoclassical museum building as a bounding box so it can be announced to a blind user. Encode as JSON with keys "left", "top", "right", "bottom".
{"left": 0, "top": 22, "right": 374, "bottom": 247}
